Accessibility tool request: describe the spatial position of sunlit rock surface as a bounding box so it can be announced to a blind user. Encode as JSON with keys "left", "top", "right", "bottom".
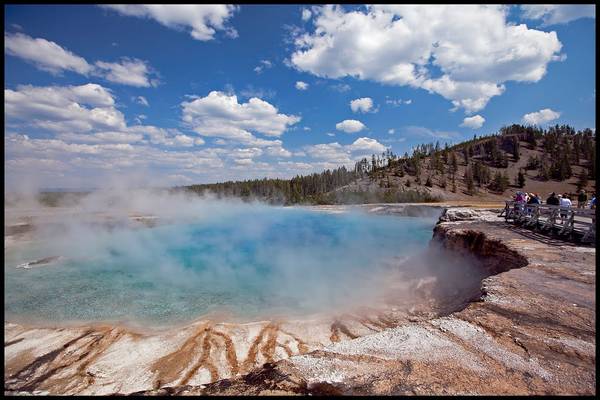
{"left": 4, "top": 205, "right": 595, "bottom": 395}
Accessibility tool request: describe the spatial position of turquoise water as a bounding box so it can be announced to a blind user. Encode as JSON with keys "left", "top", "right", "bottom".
{"left": 5, "top": 207, "right": 438, "bottom": 327}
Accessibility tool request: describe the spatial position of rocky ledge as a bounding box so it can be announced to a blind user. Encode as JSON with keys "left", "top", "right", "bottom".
{"left": 4, "top": 207, "right": 595, "bottom": 395}
{"left": 131, "top": 207, "right": 596, "bottom": 396}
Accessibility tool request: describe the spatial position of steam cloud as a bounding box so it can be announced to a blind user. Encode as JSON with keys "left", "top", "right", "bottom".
{"left": 5, "top": 189, "right": 483, "bottom": 327}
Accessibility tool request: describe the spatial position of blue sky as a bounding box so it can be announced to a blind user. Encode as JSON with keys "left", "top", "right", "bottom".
{"left": 4, "top": 5, "right": 596, "bottom": 189}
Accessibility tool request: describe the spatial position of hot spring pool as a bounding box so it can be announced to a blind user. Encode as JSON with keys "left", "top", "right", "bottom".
{"left": 5, "top": 207, "right": 439, "bottom": 327}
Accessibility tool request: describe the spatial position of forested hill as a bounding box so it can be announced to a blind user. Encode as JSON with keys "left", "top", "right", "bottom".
{"left": 179, "top": 124, "right": 596, "bottom": 205}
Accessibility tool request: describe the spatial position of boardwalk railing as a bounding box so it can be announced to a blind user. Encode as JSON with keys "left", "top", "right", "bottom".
{"left": 499, "top": 201, "right": 596, "bottom": 243}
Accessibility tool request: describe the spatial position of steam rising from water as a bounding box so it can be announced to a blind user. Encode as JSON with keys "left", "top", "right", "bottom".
{"left": 5, "top": 190, "right": 480, "bottom": 328}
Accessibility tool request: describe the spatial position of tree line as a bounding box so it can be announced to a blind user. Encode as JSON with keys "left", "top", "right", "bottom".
{"left": 178, "top": 123, "right": 595, "bottom": 204}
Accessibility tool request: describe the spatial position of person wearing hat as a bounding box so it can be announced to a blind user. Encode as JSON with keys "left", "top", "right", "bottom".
{"left": 525, "top": 192, "right": 539, "bottom": 216}
{"left": 527, "top": 193, "right": 540, "bottom": 205}
{"left": 559, "top": 193, "right": 572, "bottom": 224}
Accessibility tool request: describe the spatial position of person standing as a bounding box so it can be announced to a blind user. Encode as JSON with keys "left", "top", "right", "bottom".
{"left": 515, "top": 191, "right": 525, "bottom": 203}
{"left": 559, "top": 193, "right": 572, "bottom": 224}
{"left": 528, "top": 193, "right": 541, "bottom": 206}
{"left": 546, "top": 192, "right": 559, "bottom": 206}
{"left": 514, "top": 191, "right": 526, "bottom": 216}
{"left": 577, "top": 190, "right": 588, "bottom": 208}
{"left": 526, "top": 193, "right": 540, "bottom": 216}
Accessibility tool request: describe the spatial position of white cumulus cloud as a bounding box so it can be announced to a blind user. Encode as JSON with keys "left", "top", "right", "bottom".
{"left": 95, "top": 58, "right": 159, "bottom": 87}
{"left": 5, "top": 32, "right": 160, "bottom": 87}
{"left": 304, "top": 137, "right": 387, "bottom": 166}
{"left": 181, "top": 91, "right": 300, "bottom": 145}
{"left": 4, "top": 32, "right": 93, "bottom": 75}
{"left": 295, "top": 81, "right": 309, "bottom": 90}
{"left": 101, "top": 5, "right": 239, "bottom": 41}
{"left": 335, "top": 119, "right": 366, "bottom": 133}
{"left": 290, "top": 5, "right": 564, "bottom": 113}
{"left": 522, "top": 108, "right": 561, "bottom": 125}
{"left": 5, "top": 83, "right": 125, "bottom": 132}
{"left": 302, "top": 9, "right": 312, "bottom": 21}
{"left": 349, "top": 137, "right": 386, "bottom": 153}
{"left": 350, "top": 97, "right": 374, "bottom": 113}
{"left": 5, "top": 83, "right": 204, "bottom": 148}
{"left": 460, "top": 115, "right": 486, "bottom": 129}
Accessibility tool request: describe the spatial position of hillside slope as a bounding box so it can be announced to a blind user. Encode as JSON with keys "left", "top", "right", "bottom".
{"left": 328, "top": 124, "right": 596, "bottom": 203}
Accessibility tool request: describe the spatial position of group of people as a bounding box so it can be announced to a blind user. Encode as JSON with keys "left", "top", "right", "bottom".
{"left": 507, "top": 190, "right": 596, "bottom": 236}
{"left": 514, "top": 190, "right": 596, "bottom": 209}
{"left": 512, "top": 189, "right": 596, "bottom": 225}
{"left": 514, "top": 191, "right": 541, "bottom": 205}
{"left": 544, "top": 190, "right": 596, "bottom": 209}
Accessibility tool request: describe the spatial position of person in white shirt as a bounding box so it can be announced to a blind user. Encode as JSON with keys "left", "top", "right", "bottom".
{"left": 559, "top": 193, "right": 572, "bottom": 224}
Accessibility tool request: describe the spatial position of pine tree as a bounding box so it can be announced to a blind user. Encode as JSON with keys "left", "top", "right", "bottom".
{"left": 551, "top": 152, "right": 572, "bottom": 180}
{"left": 517, "top": 169, "right": 526, "bottom": 188}
{"left": 431, "top": 151, "right": 440, "bottom": 172}
{"left": 490, "top": 171, "right": 509, "bottom": 193}
{"left": 464, "top": 168, "right": 475, "bottom": 195}
{"left": 443, "top": 143, "right": 449, "bottom": 164}
{"left": 512, "top": 137, "right": 520, "bottom": 161}
{"left": 489, "top": 139, "right": 500, "bottom": 164}
{"left": 413, "top": 156, "right": 422, "bottom": 176}
{"left": 371, "top": 154, "right": 377, "bottom": 174}
{"left": 450, "top": 152, "right": 458, "bottom": 174}
{"left": 539, "top": 161, "right": 550, "bottom": 181}
{"left": 502, "top": 171, "right": 510, "bottom": 191}
{"left": 573, "top": 135, "right": 581, "bottom": 165}
{"left": 526, "top": 130, "right": 537, "bottom": 148}
{"left": 425, "top": 175, "right": 433, "bottom": 187}
{"left": 501, "top": 152, "right": 509, "bottom": 168}
{"left": 576, "top": 171, "right": 588, "bottom": 192}
{"left": 435, "top": 153, "right": 445, "bottom": 175}
{"left": 563, "top": 137, "right": 572, "bottom": 164}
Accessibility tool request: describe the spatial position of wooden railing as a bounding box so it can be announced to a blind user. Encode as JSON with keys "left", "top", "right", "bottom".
{"left": 499, "top": 201, "right": 596, "bottom": 243}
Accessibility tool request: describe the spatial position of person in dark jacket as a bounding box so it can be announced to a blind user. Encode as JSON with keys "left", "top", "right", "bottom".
{"left": 577, "top": 190, "right": 588, "bottom": 208}
{"left": 525, "top": 193, "right": 540, "bottom": 216}
{"left": 528, "top": 193, "right": 540, "bottom": 205}
{"left": 546, "top": 192, "right": 559, "bottom": 206}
